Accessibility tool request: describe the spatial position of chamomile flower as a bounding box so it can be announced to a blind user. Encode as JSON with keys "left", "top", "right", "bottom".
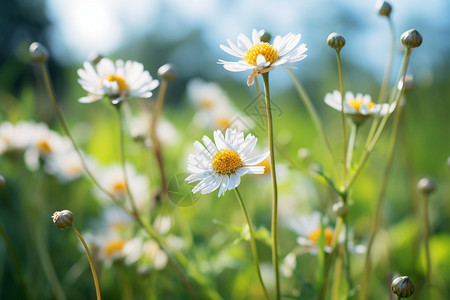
{"left": 324, "top": 90, "right": 393, "bottom": 124}
{"left": 186, "top": 128, "right": 269, "bottom": 197}
{"left": 77, "top": 58, "right": 159, "bottom": 104}
{"left": 187, "top": 78, "right": 231, "bottom": 111}
{"left": 219, "top": 29, "right": 308, "bottom": 86}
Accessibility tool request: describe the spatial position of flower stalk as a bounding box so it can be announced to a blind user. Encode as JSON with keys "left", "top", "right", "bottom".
{"left": 262, "top": 72, "right": 280, "bottom": 300}
{"left": 71, "top": 225, "right": 102, "bottom": 300}
{"left": 235, "top": 188, "right": 270, "bottom": 300}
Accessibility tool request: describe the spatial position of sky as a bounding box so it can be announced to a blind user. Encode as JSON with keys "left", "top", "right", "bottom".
{"left": 45, "top": 0, "right": 449, "bottom": 85}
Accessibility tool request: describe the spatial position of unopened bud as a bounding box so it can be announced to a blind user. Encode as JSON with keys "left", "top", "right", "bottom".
{"left": 259, "top": 30, "right": 272, "bottom": 43}
{"left": 327, "top": 33, "right": 346, "bottom": 52}
{"left": 157, "top": 63, "right": 177, "bottom": 81}
{"left": 417, "top": 177, "right": 437, "bottom": 195}
{"left": 0, "top": 175, "right": 5, "bottom": 189}
{"left": 332, "top": 201, "right": 348, "bottom": 217}
{"left": 376, "top": 0, "right": 392, "bottom": 17}
{"left": 401, "top": 29, "right": 422, "bottom": 48}
{"left": 52, "top": 210, "right": 74, "bottom": 229}
{"left": 29, "top": 42, "right": 49, "bottom": 63}
{"left": 391, "top": 276, "right": 414, "bottom": 298}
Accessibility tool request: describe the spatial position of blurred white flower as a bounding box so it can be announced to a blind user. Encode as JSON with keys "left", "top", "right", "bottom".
{"left": 95, "top": 163, "right": 150, "bottom": 211}
{"left": 284, "top": 212, "right": 334, "bottom": 254}
{"left": 186, "top": 128, "right": 269, "bottom": 196}
{"left": 129, "top": 113, "right": 179, "bottom": 146}
{"left": 187, "top": 78, "right": 231, "bottom": 111}
{"left": 77, "top": 58, "right": 159, "bottom": 104}
{"left": 324, "top": 90, "right": 394, "bottom": 124}
{"left": 44, "top": 150, "right": 90, "bottom": 182}
{"left": 219, "top": 29, "right": 307, "bottom": 85}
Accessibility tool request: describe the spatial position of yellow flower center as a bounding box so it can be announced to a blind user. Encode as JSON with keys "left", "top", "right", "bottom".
{"left": 200, "top": 99, "right": 214, "bottom": 109}
{"left": 346, "top": 99, "right": 375, "bottom": 112}
{"left": 243, "top": 43, "right": 279, "bottom": 66}
{"left": 112, "top": 181, "right": 127, "bottom": 195}
{"left": 104, "top": 239, "right": 126, "bottom": 258}
{"left": 211, "top": 149, "right": 243, "bottom": 175}
{"left": 307, "top": 228, "right": 334, "bottom": 246}
{"left": 102, "top": 74, "right": 129, "bottom": 92}
{"left": 37, "top": 140, "right": 52, "bottom": 154}
{"left": 216, "top": 117, "right": 231, "bottom": 130}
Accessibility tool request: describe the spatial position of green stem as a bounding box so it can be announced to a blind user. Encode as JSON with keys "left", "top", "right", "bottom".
{"left": 346, "top": 123, "right": 359, "bottom": 171}
{"left": 330, "top": 248, "right": 343, "bottom": 300}
{"left": 423, "top": 194, "right": 432, "bottom": 285}
{"left": 235, "top": 188, "right": 270, "bottom": 300}
{"left": 116, "top": 106, "right": 141, "bottom": 216}
{"left": 254, "top": 78, "right": 268, "bottom": 128}
{"left": 71, "top": 226, "right": 101, "bottom": 300}
{"left": 378, "top": 17, "right": 396, "bottom": 104}
{"left": 37, "top": 63, "right": 132, "bottom": 214}
{"left": 150, "top": 79, "right": 169, "bottom": 198}
{"left": 262, "top": 72, "right": 280, "bottom": 300}
{"left": 0, "top": 221, "right": 31, "bottom": 300}
{"left": 336, "top": 51, "right": 348, "bottom": 180}
{"left": 358, "top": 88, "right": 403, "bottom": 300}
{"left": 287, "top": 69, "right": 339, "bottom": 178}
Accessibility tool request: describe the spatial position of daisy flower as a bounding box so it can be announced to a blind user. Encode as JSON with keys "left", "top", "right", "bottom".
{"left": 324, "top": 90, "right": 393, "bottom": 124}
{"left": 186, "top": 128, "right": 269, "bottom": 197}
{"left": 218, "top": 29, "right": 308, "bottom": 86}
{"left": 187, "top": 78, "right": 231, "bottom": 111}
{"left": 77, "top": 57, "right": 159, "bottom": 104}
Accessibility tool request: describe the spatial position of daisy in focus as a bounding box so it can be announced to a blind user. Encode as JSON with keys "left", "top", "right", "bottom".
{"left": 186, "top": 128, "right": 269, "bottom": 197}
{"left": 77, "top": 58, "right": 159, "bottom": 104}
{"left": 218, "top": 29, "right": 308, "bottom": 86}
{"left": 324, "top": 90, "right": 393, "bottom": 124}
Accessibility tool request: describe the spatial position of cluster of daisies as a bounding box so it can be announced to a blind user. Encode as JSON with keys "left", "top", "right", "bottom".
{"left": 83, "top": 206, "right": 182, "bottom": 270}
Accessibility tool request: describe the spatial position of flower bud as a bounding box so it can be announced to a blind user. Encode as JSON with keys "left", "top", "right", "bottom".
{"left": 391, "top": 276, "right": 414, "bottom": 298}
{"left": 29, "top": 42, "right": 49, "bottom": 63}
{"left": 401, "top": 29, "right": 423, "bottom": 48}
{"left": 376, "top": 0, "right": 392, "bottom": 17}
{"left": 332, "top": 201, "right": 348, "bottom": 217}
{"left": 327, "top": 33, "right": 346, "bottom": 51}
{"left": 52, "top": 210, "right": 74, "bottom": 229}
{"left": 417, "top": 177, "right": 437, "bottom": 195}
{"left": 157, "top": 63, "right": 177, "bottom": 81}
{"left": 0, "top": 175, "right": 5, "bottom": 189}
{"left": 259, "top": 30, "right": 272, "bottom": 43}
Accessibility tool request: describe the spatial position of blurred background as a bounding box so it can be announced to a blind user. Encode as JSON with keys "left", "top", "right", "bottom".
{"left": 0, "top": 0, "right": 449, "bottom": 299}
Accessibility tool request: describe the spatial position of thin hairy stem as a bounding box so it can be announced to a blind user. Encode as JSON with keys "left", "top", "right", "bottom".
{"left": 359, "top": 89, "right": 403, "bottom": 300}
{"left": 287, "top": 68, "right": 339, "bottom": 177}
{"left": 71, "top": 226, "right": 101, "bottom": 300}
{"left": 423, "top": 193, "right": 432, "bottom": 285}
{"left": 378, "top": 17, "right": 396, "bottom": 104}
{"left": 150, "top": 79, "right": 169, "bottom": 198}
{"left": 262, "top": 72, "right": 280, "bottom": 300}
{"left": 235, "top": 188, "right": 271, "bottom": 300}
{"left": 336, "top": 51, "right": 348, "bottom": 180}
{"left": 116, "top": 106, "right": 141, "bottom": 216}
